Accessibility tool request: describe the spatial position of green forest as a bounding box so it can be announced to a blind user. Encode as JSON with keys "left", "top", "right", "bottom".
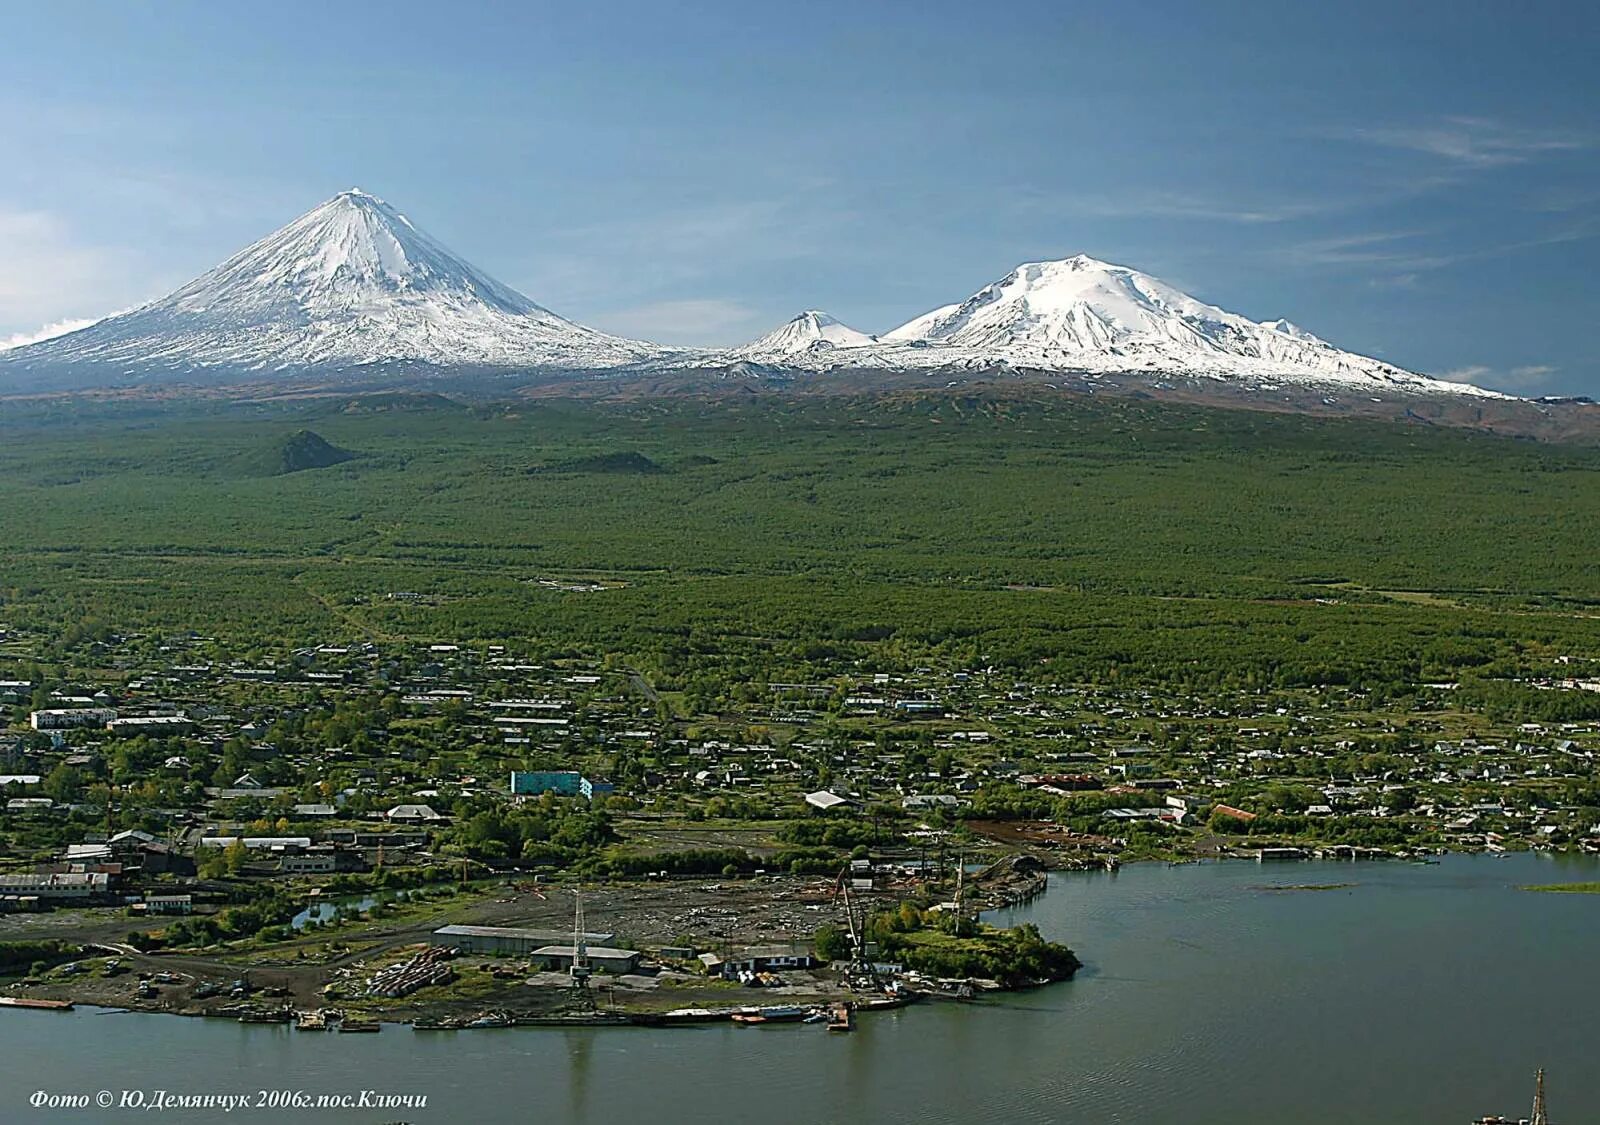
{"left": 2, "top": 390, "right": 1598, "bottom": 692}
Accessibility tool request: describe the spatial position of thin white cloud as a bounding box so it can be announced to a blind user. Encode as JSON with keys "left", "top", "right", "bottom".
{"left": 0, "top": 205, "right": 143, "bottom": 337}
{"left": 0, "top": 316, "right": 98, "bottom": 351}
{"left": 1278, "top": 218, "right": 1599, "bottom": 276}
{"left": 1440, "top": 363, "right": 1558, "bottom": 391}
{"left": 1024, "top": 189, "right": 1331, "bottom": 225}
{"left": 1338, "top": 116, "right": 1591, "bottom": 169}
{"left": 1275, "top": 230, "right": 1454, "bottom": 271}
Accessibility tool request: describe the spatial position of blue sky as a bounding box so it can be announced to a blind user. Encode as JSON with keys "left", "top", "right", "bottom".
{"left": 1, "top": 0, "right": 1595, "bottom": 393}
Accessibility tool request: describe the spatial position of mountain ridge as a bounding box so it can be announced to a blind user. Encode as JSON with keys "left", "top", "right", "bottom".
{"left": 0, "top": 189, "right": 1511, "bottom": 406}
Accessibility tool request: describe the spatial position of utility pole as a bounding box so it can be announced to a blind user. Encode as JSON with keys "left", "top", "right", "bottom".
{"left": 954, "top": 852, "right": 966, "bottom": 937}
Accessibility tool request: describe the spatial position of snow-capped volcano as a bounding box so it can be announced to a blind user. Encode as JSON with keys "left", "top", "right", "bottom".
{"left": 863, "top": 254, "right": 1502, "bottom": 396}
{"left": 733, "top": 310, "right": 876, "bottom": 360}
{"left": 0, "top": 189, "right": 654, "bottom": 384}
{"left": 732, "top": 256, "right": 1497, "bottom": 400}
{"left": 0, "top": 191, "right": 1507, "bottom": 404}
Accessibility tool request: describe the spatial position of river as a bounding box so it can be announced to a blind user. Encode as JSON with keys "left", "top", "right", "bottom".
{"left": 3, "top": 852, "right": 1596, "bottom": 1123}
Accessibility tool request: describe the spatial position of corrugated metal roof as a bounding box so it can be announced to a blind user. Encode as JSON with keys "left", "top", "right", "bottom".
{"left": 431, "top": 924, "right": 614, "bottom": 942}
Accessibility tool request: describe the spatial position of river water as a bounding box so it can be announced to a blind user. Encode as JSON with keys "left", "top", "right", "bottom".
{"left": 3, "top": 852, "right": 1596, "bottom": 1124}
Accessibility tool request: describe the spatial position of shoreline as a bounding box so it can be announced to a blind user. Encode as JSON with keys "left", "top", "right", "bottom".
{"left": 10, "top": 849, "right": 1595, "bottom": 1029}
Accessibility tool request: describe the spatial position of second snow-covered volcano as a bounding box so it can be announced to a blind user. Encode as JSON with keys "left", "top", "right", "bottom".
{"left": 0, "top": 189, "right": 653, "bottom": 383}
{"left": 736, "top": 254, "right": 1503, "bottom": 398}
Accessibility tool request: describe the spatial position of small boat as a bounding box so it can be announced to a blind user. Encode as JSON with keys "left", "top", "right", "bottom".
{"left": 464, "top": 1013, "right": 512, "bottom": 1029}
{"left": 731, "top": 1013, "right": 767, "bottom": 1025}
{"left": 295, "top": 1010, "right": 328, "bottom": 1030}
{"left": 855, "top": 993, "right": 919, "bottom": 1012}
{"left": 411, "top": 1017, "right": 462, "bottom": 1031}
{"left": 337, "top": 1018, "right": 381, "bottom": 1033}
{"left": 825, "top": 1004, "right": 854, "bottom": 1032}
{"left": 753, "top": 1005, "right": 810, "bottom": 1022}
{"left": 239, "top": 1008, "right": 293, "bottom": 1024}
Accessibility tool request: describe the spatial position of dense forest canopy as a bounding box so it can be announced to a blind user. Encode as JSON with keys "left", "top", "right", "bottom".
{"left": 1, "top": 391, "right": 1597, "bottom": 691}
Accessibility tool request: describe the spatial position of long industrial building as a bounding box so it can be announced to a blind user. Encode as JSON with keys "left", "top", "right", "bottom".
{"left": 429, "top": 923, "right": 617, "bottom": 956}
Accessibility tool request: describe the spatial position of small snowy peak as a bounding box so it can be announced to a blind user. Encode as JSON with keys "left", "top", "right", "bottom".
{"left": 734, "top": 310, "right": 876, "bottom": 360}
{"left": 1259, "top": 318, "right": 1324, "bottom": 344}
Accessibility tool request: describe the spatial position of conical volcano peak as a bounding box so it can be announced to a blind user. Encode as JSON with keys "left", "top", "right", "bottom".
{"left": 0, "top": 189, "right": 655, "bottom": 379}
{"left": 734, "top": 309, "right": 877, "bottom": 360}
{"left": 208, "top": 187, "right": 516, "bottom": 309}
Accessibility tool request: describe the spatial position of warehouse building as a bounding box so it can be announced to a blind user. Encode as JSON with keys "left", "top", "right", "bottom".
{"left": 528, "top": 945, "right": 641, "bottom": 974}
{"left": 0, "top": 872, "right": 111, "bottom": 900}
{"left": 429, "top": 923, "right": 616, "bottom": 956}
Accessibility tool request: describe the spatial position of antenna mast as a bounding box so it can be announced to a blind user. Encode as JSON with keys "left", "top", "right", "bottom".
{"left": 1530, "top": 1068, "right": 1549, "bottom": 1125}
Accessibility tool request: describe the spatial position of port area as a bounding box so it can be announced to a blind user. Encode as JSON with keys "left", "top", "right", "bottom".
{"left": 1, "top": 871, "right": 1063, "bottom": 1028}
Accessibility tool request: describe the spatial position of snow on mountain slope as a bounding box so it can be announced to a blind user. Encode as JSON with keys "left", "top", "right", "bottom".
{"left": 0, "top": 189, "right": 658, "bottom": 382}
{"left": 803, "top": 254, "right": 1505, "bottom": 398}
{"left": 733, "top": 310, "right": 876, "bottom": 361}
{"left": 879, "top": 304, "right": 961, "bottom": 345}
{"left": 0, "top": 191, "right": 1506, "bottom": 403}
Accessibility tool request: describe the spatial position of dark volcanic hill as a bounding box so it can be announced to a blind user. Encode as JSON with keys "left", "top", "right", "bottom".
{"left": 242, "top": 429, "right": 356, "bottom": 476}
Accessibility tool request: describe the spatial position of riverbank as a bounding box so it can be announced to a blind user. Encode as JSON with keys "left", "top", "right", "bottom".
{"left": 0, "top": 874, "right": 1079, "bottom": 1028}
{"left": 4, "top": 854, "right": 1595, "bottom": 1125}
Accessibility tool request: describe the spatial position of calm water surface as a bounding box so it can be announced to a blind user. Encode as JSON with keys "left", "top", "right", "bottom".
{"left": 3, "top": 852, "right": 1596, "bottom": 1124}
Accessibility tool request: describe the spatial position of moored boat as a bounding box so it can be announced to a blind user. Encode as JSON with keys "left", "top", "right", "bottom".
{"left": 755, "top": 1005, "right": 810, "bottom": 1021}
{"left": 411, "top": 1017, "right": 463, "bottom": 1031}
{"left": 0, "top": 997, "right": 74, "bottom": 1011}
{"left": 239, "top": 1008, "right": 293, "bottom": 1024}
{"left": 464, "top": 1013, "right": 512, "bottom": 1029}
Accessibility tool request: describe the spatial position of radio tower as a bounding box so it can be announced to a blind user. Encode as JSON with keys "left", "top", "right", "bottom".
{"left": 1530, "top": 1068, "right": 1549, "bottom": 1125}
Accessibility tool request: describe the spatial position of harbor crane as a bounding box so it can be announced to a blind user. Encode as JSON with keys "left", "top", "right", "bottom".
{"left": 565, "top": 888, "right": 598, "bottom": 1014}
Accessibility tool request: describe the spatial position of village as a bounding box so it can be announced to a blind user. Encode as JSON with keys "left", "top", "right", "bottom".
{"left": 2, "top": 619, "right": 1600, "bottom": 1029}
